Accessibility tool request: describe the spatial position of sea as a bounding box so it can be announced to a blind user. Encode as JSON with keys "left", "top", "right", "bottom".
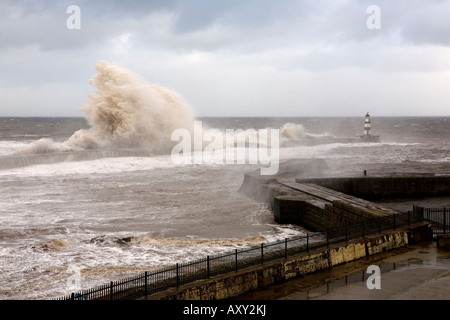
{"left": 1, "top": 115, "right": 449, "bottom": 300}
{"left": 1, "top": 63, "right": 449, "bottom": 300}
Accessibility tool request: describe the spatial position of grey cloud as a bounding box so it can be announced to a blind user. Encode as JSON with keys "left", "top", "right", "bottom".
{"left": 1, "top": 0, "right": 450, "bottom": 117}
{"left": 2, "top": 0, "right": 450, "bottom": 53}
{"left": 396, "top": 3, "right": 450, "bottom": 46}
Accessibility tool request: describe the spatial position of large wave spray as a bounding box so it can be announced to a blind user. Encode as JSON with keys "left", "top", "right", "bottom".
{"left": 17, "top": 61, "right": 195, "bottom": 155}
{"left": 280, "top": 122, "right": 336, "bottom": 141}
{"left": 280, "top": 123, "right": 306, "bottom": 140}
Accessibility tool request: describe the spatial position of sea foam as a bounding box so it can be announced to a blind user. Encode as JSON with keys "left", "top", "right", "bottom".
{"left": 16, "top": 61, "right": 195, "bottom": 155}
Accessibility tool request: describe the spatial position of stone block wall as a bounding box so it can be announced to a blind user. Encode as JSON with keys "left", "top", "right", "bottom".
{"left": 299, "top": 176, "right": 450, "bottom": 200}
{"left": 274, "top": 195, "right": 348, "bottom": 231}
{"left": 273, "top": 195, "right": 390, "bottom": 233}
{"left": 437, "top": 235, "right": 450, "bottom": 249}
{"left": 145, "top": 224, "right": 431, "bottom": 300}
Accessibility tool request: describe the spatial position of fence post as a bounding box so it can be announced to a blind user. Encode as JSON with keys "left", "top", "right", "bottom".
{"left": 176, "top": 263, "right": 179, "bottom": 288}
{"left": 110, "top": 281, "right": 113, "bottom": 300}
{"left": 261, "top": 243, "right": 264, "bottom": 265}
{"left": 444, "top": 208, "right": 447, "bottom": 235}
{"left": 345, "top": 223, "right": 348, "bottom": 242}
{"left": 285, "top": 238, "right": 287, "bottom": 259}
{"left": 207, "top": 256, "right": 210, "bottom": 278}
{"left": 408, "top": 210, "right": 411, "bottom": 226}
{"left": 326, "top": 231, "right": 329, "bottom": 247}
{"left": 235, "top": 249, "right": 238, "bottom": 272}
{"left": 144, "top": 271, "right": 148, "bottom": 297}
{"left": 71, "top": 292, "right": 74, "bottom": 301}
{"left": 306, "top": 233, "right": 309, "bottom": 252}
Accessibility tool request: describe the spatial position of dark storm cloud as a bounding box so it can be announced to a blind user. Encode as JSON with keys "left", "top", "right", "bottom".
{"left": 0, "top": 0, "right": 174, "bottom": 50}
{"left": 2, "top": 0, "right": 449, "bottom": 52}
{"left": 1, "top": 0, "right": 449, "bottom": 116}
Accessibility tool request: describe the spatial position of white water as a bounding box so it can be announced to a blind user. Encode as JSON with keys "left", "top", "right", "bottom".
{"left": 15, "top": 61, "right": 195, "bottom": 155}
{"left": 0, "top": 155, "right": 306, "bottom": 299}
{"left": 1, "top": 126, "right": 449, "bottom": 299}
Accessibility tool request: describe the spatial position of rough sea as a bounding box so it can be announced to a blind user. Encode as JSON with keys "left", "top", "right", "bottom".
{"left": 1, "top": 115, "right": 449, "bottom": 300}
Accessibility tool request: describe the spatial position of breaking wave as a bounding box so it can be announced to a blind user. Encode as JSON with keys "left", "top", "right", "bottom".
{"left": 31, "top": 239, "right": 70, "bottom": 250}
{"left": 16, "top": 61, "right": 195, "bottom": 155}
{"left": 88, "top": 235, "right": 267, "bottom": 248}
{"left": 16, "top": 138, "right": 73, "bottom": 154}
{"left": 280, "top": 123, "right": 306, "bottom": 140}
{"left": 280, "top": 122, "right": 336, "bottom": 141}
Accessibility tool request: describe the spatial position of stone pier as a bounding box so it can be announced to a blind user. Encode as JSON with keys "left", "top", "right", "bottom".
{"left": 239, "top": 159, "right": 450, "bottom": 233}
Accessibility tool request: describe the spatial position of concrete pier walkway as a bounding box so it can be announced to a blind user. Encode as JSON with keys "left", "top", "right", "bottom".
{"left": 235, "top": 241, "right": 450, "bottom": 300}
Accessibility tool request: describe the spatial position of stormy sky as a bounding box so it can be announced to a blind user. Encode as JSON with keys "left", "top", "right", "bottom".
{"left": 1, "top": 0, "right": 449, "bottom": 117}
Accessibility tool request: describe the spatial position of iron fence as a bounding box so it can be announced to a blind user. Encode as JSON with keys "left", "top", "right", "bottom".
{"left": 418, "top": 205, "right": 450, "bottom": 235}
{"left": 57, "top": 210, "right": 424, "bottom": 301}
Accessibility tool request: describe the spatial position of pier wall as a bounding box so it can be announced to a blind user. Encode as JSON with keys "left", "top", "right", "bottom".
{"left": 0, "top": 149, "right": 154, "bottom": 170}
{"left": 437, "top": 235, "right": 450, "bottom": 249}
{"left": 240, "top": 171, "right": 401, "bottom": 233}
{"left": 144, "top": 223, "right": 432, "bottom": 300}
{"left": 240, "top": 170, "right": 450, "bottom": 233}
{"left": 297, "top": 176, "right": 450, "bottom": 200}
{"left": 273, "top": 196, "right": 346, "bottom": 231}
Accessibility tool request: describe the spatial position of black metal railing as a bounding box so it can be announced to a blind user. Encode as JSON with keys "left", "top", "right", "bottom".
{"left": 418, "top": 205, "right": 450, "bottom": 235}
{"left": 56, "top": 210, "right": 424, "bottom": 301}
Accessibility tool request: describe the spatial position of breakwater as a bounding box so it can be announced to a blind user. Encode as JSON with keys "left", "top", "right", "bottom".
{"left": 239, "top": 160, "right": 450, "bottom": 232}
{"left": 0, "top": 149, "right": 154, "bottom": 170}
{"left": 297, "top": 176, "right": 450, "bottom": 200}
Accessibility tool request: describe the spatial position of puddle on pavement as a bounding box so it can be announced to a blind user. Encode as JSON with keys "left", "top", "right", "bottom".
{"left": 301, "top": 260, "right": 423, "bottom": 300}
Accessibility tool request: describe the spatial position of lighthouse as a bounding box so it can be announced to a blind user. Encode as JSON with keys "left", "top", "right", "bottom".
{"left": 364, "top": 112, "right": 371, "bottom": 135}
{"left": 360, "top": 112, "right": 380, "bottom": 142}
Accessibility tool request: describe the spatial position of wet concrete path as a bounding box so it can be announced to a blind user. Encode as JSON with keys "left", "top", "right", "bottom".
{"left": 235, "top": 241, "right": 450, "bottom": 300}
